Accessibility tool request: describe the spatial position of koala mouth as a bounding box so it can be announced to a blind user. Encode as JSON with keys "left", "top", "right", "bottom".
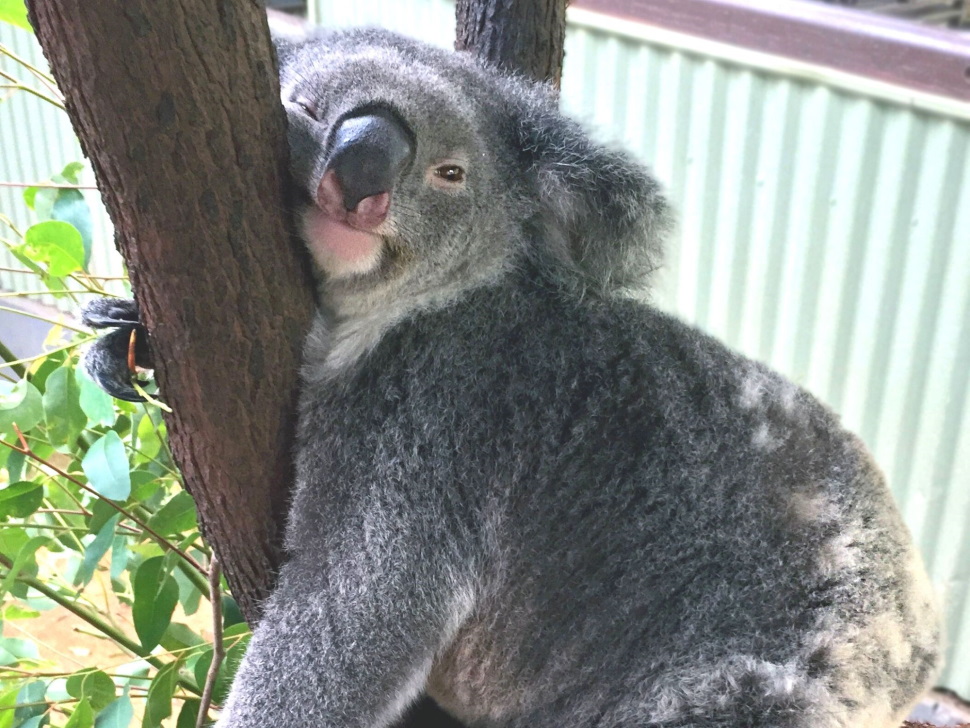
{"left": 304, "top": 110, "right": 415, "bottom": 279}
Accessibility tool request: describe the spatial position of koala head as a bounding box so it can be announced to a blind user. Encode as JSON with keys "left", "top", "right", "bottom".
{"left": 275, "top": 28, "right": 672, "bottom": 320}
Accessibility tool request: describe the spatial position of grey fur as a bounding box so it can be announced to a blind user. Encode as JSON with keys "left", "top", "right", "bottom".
{"left": 217, "top": 27, "right": 940, "bottom": 728}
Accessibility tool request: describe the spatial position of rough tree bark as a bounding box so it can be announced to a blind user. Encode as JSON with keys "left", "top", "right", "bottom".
{"left": 456, "top": 0, "right": 569, "bottom": 88}
{"left": 25, "top": 0, "right": 315, "bottom": 624}
{"left": 25, "top": 1, "right": 567, "bottom": 719}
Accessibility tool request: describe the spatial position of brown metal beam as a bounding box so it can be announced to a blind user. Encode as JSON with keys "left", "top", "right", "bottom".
{"left": 573, "top": 0, "right": 970, "bottom": 103}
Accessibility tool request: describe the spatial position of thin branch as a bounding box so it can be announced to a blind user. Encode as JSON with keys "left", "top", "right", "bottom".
{"left": 0, "top": 554, "right": 202, "bottom": 697}
{"left": 0, "top": 436, "right": 209, "bottom": 577}
{"left": 196, "top": 558, "right": 224, "bottom": 728}
{"left": 0, "top": 42, "right": 58, "bottom": 84}
{"left": 0, "top": 69, "right": 64, "bottom": 109}
{"left": 0, "top": 340, "right": 86, "bottom": 370}
{"left": 0, "top": 181, "right": 97, "bottom": 191}
{"left": 0, "top": 306, "right": 87, "bottom": 333}
{"left": 0, "top": 338, "right": 27, "bottom": 378}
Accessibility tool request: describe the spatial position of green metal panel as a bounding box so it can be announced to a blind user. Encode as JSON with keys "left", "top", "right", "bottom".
{"left": 0, "top": 24, "right": 123, "bottom": 309}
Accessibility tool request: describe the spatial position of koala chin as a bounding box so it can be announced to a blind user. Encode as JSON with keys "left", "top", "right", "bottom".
{"left": 86, "top": 21, "right": 942, "bottom": 728}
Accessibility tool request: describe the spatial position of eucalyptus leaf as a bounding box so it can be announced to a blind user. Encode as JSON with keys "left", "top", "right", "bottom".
{"left": 0, "top": 637, "right": 39, "bottom": 666}
{"left": 110, "top": 533, "right": 128, "bottom": 583}
{"left": 0, "top": 0, "right": 31, "bottom": 32}
{"left": 147, "top": 491, "right": 197, "bottom": 537}
{"left": 74, "top": 514, "right": 121, "bottom": 587}
{"left": 81, "top": 431, "right": 131, "bottom": 500}
{"left": 64, "top": 697, "right": 94, "bottom": 728}
{"left": 94, "top": 694, "right": 133, "bottom": 728}
{"left": 0, "top": 535, "right": 48, "bottom": 601}
{"left": 135, "top": 414, "right": 162, "bottom": 461}
{"left": 17, "top": 717, "right": 46, "bottom": 728}
{"left": 0, "top": 685, "right": 18, "bottom": 728}
{"left": 175, "top": 700, "right": 200, "bottom": 728}
{"left": 21, "top": 220, "right": 85, "bottom": 277}
{"left": 4, "top": 449, "right": 25, "bottom": 482}
{"left": 51, "top": 189, "right": 93, "bottom": 268}
{"left": 0, "top": 380, "right": 43, "bottom": 436}
{"left": 142, "top": 660, "right": 179, "bottom": 728}
{"left": 66, "top": 669, "right": 116, "bottom": 712}
{"left": 0, "top": 482, "right": 44, "bottom": 519}
{"left": 13, "top": 681, "right": 46, "bottom": 724}
{"left": 43, "top": 365, "right": 86, "bottom": 444}
{"left": 77, "top": 368, "right": 115, "bottom": 427}
{"left": 132, "top": 556, "right": 179, "bottom": 651}
{"left": 27, "top": 186, "right": 57, "bottom": 219}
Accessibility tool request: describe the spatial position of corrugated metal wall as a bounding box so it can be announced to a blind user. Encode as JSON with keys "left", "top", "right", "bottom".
{"left": 0, "top": 24, "right": 121, "bottom": 309}
{"left": 1, "top": 2, "right": 967, "bottom": 694}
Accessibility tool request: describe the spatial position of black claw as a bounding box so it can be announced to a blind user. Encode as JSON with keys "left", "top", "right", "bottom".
{"left": 80, "top": 298, "right": 153, "bottom": 402}
{"left": 80, "top": 298, "right": 141, "bottom": 329}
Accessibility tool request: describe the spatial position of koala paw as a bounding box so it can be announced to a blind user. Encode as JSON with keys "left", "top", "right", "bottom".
{"left": 80, "top": 298, "right": 152, "bottom": 402}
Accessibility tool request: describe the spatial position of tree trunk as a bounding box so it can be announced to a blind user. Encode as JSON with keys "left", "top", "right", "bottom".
{"left": 456, "top": 0, "right": 569, "bottom": 88}
{"left": 25, "top": 0, "right": 315, "bottom": 624}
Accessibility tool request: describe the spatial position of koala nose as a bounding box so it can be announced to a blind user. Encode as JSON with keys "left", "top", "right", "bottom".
{"left": 323, "top": 111, "right": 415, "bottom": 211}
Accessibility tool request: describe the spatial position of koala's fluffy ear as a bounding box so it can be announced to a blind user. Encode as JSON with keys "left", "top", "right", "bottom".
{"left": 515, "top": 91, "right": 673, "bottom": 298}
{"left": 267, "top": 11, "right": 309, "bottom": 58}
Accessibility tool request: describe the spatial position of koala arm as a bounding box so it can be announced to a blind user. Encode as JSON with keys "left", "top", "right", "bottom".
{"left": 217, "top": 500, "right": 474, "bottom": 728}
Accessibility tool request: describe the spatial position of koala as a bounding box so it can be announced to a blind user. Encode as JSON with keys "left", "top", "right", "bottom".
{"left": 83, "top": 23, "right": 941, "bottom": 728}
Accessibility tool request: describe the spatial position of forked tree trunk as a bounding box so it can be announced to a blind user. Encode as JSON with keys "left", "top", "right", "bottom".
{"left": 26, "top": 0, "right": 315, "bottom": 623}
{"left": 26, "top": 0, "right": 567, "bottom": 664}
{"left": 456, "top": 0, "right": 569, "bottom": 88}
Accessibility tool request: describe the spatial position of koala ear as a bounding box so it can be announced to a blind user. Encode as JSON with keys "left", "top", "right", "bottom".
{"left": 267, "top": 11, "right": 310, "bottom": 56}
{"left": 516, "top": 94, "right": 673, "bottom": 298}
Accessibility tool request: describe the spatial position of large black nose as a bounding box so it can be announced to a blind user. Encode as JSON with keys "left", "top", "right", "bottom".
{"left": 324, "top": 111, "right": 415, "bottom": 211}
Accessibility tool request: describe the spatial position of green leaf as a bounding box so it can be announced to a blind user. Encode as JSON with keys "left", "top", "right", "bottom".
{"left": 29, "top": 353, "right": 66, "bottom": 394}
{"left": 142, "top": 661, "right": 179, "bottom": 728}
{"left": 132, "top": 556, "right": 179, "bottom": 651}
{"left": 43, "top": 366, "right": 87, "bottom": 445}
{"left": 77, "top": 368, "right": 115, "bottom": 427}
{"left": 175, "top": 700, "right": 199, "bottom": 728}
{"left": 0, "top": 0, "right": 30, "bottom": 31}
{"left": 0, "top": 685, "right": 19, "bottom": 728}
{"left": 158, "top": 622, "right": 203, "bottom": 653}
{"left": 172, "top": 566, "right": 202, "bottom": 616}
{"left": 0, "top": 535, "right": 48, "bottom": 601}
{"left": 0, "top": 380, "right": 43, "bottom": 436}
{"left": 0, "top": 482, "right": 44, "bottom": 518}
{"left": 134, "top": 415, "right": 161, "bottom": 461}
{"left": 110, "top": 534, "right": 128, "bottom": 583}
{"left": 58, "top": 163, "right": 85, "bottom": 185}
{"left": 2, "top": 603, "right": 40, "bottom": 620}
{"left": 64, "top": 698, "right": 94, "bottom": 728}
{"left": 94, "top": 694, "right": 133, "bottom": 728}
{"left": 74, "top": 514, "right": 121, "bottom": 587}
{"left": 21, "top": 221, "right": 85, "bottom": 277}
{"left": 14, "top": 681, "right": 46, "bottom": 724}
{"left": 51, "top": 189, "right": 93, "bottom": 268}
{"left": 17, "top": 717, "right": 46, "bottom": 728}
{"left": 4, "top": 449, "right": 25, "bottom": 482}
{"left": 146, "top": 492, "right": 197, "bottom": 537}
{"left": 66, "top": 670, "right": 116, "bottom": 712}
{"left": 0, "top": 636, "right": 39, "bottom": 665}
{"left": 81, "top": 431, "right": 131, "bottom": 500}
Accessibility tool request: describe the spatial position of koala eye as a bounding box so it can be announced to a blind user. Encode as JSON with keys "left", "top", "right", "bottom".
{"left": 434, "top": 164, "right": 465, "bottom": 184}
{"left": 294, "top": 97, "right": 319, "bottom": 121}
